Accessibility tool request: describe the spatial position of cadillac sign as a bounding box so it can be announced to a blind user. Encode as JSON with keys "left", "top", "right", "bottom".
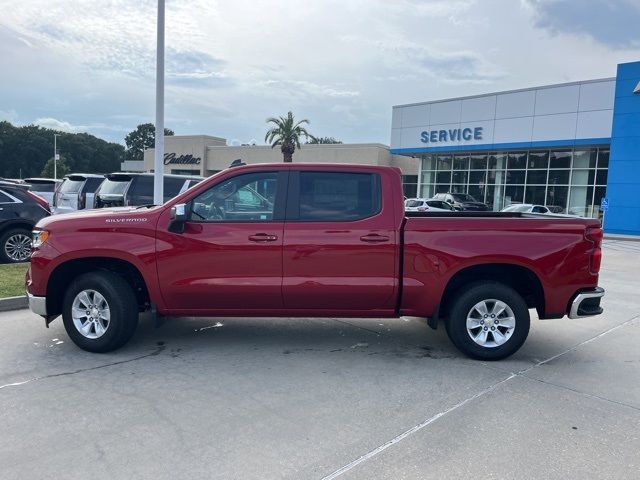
{"left": 163, "top": 153, "right": 202, "bottom": 165}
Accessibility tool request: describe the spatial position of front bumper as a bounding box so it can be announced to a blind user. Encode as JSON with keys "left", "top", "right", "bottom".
{"left": 568, "top": 287, "right": 605, "bottom": 319}
{"left": 28, "top": 293, "right": 48, "bottom": 316}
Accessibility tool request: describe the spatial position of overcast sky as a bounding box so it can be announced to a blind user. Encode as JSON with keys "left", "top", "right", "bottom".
{"left": 1, "top": 0, "right": 639, "bottom": 146}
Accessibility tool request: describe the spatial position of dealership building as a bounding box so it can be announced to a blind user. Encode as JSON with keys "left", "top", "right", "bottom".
{"left": 391, "top": 61, "right": 640, "bottom": 236}
{"left": 138, "top": 136, "right": 418, "bottom": 192}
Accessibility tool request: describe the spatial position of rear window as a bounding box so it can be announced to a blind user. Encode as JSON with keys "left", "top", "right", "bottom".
{"left": 59, "top": 179, "right": 84, "bottom": 193}
{"left": 99, "top": 178, "right": 131, "bottom": 195}
{"left": 295, "top": 172, "right": 381, "bottom": 221}
{"left": 405, "top": 200, "right": 423, "bottom": 208}
{"left": 26, "top": 180, "right": 57, "bottom": 192}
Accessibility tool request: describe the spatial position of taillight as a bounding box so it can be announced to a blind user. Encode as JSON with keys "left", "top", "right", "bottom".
{"left": 26, "top": 191, "right": 51, "bottom": 213}
{"left": 586, "top": 226, "right": 603, "bottom": 274}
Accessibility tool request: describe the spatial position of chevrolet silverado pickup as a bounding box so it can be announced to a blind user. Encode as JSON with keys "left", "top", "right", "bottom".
{"left": 26, "top": 163, "right": 605, "bottom": 360}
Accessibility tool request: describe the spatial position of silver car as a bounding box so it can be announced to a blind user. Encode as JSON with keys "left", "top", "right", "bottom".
{"left": 53, "top": 174, "right": 105, "bottom": 214}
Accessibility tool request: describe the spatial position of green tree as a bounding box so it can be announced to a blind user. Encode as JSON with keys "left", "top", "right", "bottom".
{"left": 264, "top": 112, "right": 311, "bottom": 162}
{"left": 40, "top": 156, "right": 70, "bottom": 178}
{"left": 0, "top": 121, "right": 124, "bottom": 178}
{"left": 307, "top": 136, "right": 342, "bottom": 144}
{"left": 124, "top": 123, "right": 174, "bottom": 161}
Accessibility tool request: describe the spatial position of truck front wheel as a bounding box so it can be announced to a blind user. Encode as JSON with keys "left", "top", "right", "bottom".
{"left": 445, "top": 282, "right": 530, "bottom": 360}
{"left": 62, "top": 271, "right": 139, "bottom": 353}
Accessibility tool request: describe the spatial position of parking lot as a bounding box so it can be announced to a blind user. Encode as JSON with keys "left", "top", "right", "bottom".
{"left": 0, "top": 241, "right": 638, "bottom": 480}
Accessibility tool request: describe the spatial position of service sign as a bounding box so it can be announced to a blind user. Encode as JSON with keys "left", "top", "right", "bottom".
{"left": 420, "top": 127, "right": 483, "bottom": 144}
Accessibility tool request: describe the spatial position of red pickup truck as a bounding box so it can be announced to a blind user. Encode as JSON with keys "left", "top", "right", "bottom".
{"left": 26, "top": 163, "right": 604, "bottom": 360}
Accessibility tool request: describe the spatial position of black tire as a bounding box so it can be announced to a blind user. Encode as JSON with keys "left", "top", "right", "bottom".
{"left": 0, "top": 228, "right": 32, "bottom": 263}
{"left": 445, "top": 281, "right": 530, "bottom": 360}
{"left": 62, "top": 271, "right": 139, "bottom": 353}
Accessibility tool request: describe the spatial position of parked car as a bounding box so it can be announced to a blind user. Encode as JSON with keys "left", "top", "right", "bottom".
{"left": 94, "top": 173, "right": 203, "bottom": 208}
{"left": 24, "top": 178, "right": 62, "bottom": 208}
{"left": 53, "top": 174, "right": 105, "bottom": 214}
{"left": 433, "top": 192, "right": 490, "bottom": 211}
{"left": 502, "top": 204, "right": 551, "bottom": 214}
{"left": 404, "top": 198, "right": 455, "bottom": 212}
{"left": 28, "top": 164, "right": 604, "bottom": 360}
{"left": 0, "top": 180, "right": 50, "bottom": 263}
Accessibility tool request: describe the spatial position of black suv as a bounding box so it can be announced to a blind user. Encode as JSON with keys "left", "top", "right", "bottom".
{"left": 432, "top": 192, "right": 490, "bottom": 211}
{"left": 94, "top": 173, "right": 203, "bottom": 208}
{"left": 0, "top": 180, "right": 51, "bottom": 263}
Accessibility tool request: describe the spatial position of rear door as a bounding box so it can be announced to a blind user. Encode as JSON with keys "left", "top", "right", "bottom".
{"left": 282, "top": 170, "right": 398, "bottom": 311}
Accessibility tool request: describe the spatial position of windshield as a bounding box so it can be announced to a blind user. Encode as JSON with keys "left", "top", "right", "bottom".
{"left": 451, "top": 193, "right": 478, "bottom": 203}
{"left": 98, "top": 178, "right": 130, "bottom": 195}
{"left": 59, "top": 179, "right": 84, "bottom": 193}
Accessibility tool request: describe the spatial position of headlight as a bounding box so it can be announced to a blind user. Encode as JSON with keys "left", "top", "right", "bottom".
{"left": 32, "top": 230, "right": 50, "bottom": 249}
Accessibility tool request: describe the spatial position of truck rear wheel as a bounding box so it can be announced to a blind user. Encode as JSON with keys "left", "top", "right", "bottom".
{"left": 62, "top": 271, "right": 139, "bottom": 353}
{"left": 445, "top": 282, "right": 530, "bottom": 360}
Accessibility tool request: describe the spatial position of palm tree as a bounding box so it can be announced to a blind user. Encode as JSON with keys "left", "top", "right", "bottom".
{"left": 264, "top": 111, "right": 311, "bottom": 162}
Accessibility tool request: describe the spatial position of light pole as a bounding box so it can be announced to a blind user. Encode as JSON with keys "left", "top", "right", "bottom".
{"left": 53, "top": 134, "right": 60, "bottom": 179}
{"left": 153, "top": 0, "right": 165, "bottom": 204}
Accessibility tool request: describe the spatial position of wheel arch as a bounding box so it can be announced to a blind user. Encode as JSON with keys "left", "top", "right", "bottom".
{"left": 438, "top": 262, "right": 545, "bottom": 321}
{"left": 46, "top": 257, "right": 151, "bottom": 317}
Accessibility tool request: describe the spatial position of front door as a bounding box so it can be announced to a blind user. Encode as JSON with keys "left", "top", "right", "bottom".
{"left": 282, "top": 170, "right": 398, "bottom": 311}
{"left": 157, "top": 171, "right": 287, "bottom": 312}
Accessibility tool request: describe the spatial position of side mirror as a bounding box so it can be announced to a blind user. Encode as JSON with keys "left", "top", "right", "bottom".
{"left": 169, "top": 203, "right": 187, "bottom": 233}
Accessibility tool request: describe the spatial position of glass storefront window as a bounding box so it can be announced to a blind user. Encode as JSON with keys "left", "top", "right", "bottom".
{"left": 528, "top": 151, "right": 549, "bottom": 169}
{"left": 437, "top": 155, "right": 452, "bottom": 171}
{"left": 525, "top": 185, "right": 547, "bottom": 205}
{"left": 596, "top": 170, "right": 608, "bottom": 185}
{"left": 453, "top": 154, "right": 469, "bottom": 170}
{"left": 422, "top": 155, "right": 436, "bottom": 170}
{"left": 422, "top": 170, "right": 437, "bottom": 183}
{"left": 452, "top": 170, "right": 468, "bottom": 184}
{"left": 417, "top": 146, "right": 607, "bottom": 215}
{"left": 504, "top": 185, "right": 524, "bottom": 205}
{"left": 436, "top": 170, "right": 452, "bottom": 185}
{"left": 550, "top": 150, "right": 572, "bottom": 169}
{"left": 470, "top": 154, "right": 487, "bottom": 170}
{"left": 527, "top": 170, "right": 548, "bottom": 184}
{"left": 548, "top": 169, "right": 570, "bottom": 184}
{"left": 546, "top": 185, "right": 568, "bottom": 212}
{"left": 597, "top": 149, "right": 609, "bottom": 169}
{"left": 573, "top": 150, "right": 597, "bottom": 168}
{"left": 507, "top": 170, "right": 525, "bottom": 184}
{"left": 507, "top": 152, "right": 527, "bottom": 169}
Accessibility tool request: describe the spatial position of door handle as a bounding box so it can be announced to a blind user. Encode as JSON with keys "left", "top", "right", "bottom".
{"left": 360, "top": 234, "right": 390, "bottom": 243}
{"left": 249, "top": 233, "right": 278, "bottom": 242}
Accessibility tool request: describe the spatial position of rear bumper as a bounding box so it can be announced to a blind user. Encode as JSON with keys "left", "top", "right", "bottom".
{"left": 28, "top": 293, "right": 48, "bottom": 316}
{"left": 568, "top": 287, "right": 605, "bottom": 319}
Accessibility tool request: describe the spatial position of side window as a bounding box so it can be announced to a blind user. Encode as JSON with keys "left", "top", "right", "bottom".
{"left": 164, "top": 177, "right": 186, "bottom": 200}
{"left": 191, "top": 172, "right": 279, "bottom": 222}
{"left": 128, "top": 177, "right": 152, "bottom": 206}
{"left": 294, "top": 172, "right": 381, "bottom": 221}
{"left": 0, "top": 190, "right": 17, "bottom": 204}
{"left": 84, "top": 177, "right": 104, "bottom": 192}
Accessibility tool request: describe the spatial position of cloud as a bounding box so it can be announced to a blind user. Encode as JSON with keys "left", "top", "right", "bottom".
{"left": 526, "top": 0, "right": 640, "bottom": 48}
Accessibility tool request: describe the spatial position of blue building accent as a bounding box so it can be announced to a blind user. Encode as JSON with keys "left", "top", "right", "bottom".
{"left": 606, "top": 61, "right": 640, "bottom": 236}
{"left": 390, "top": 137, "right": 611, "bottom": 155}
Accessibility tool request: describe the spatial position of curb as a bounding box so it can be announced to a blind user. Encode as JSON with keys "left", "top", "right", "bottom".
{"left": 0, "top": 295, "right": 28, "bottom": 312}
{"left": 604, "top": 234, "right": 640, "bottom": 242}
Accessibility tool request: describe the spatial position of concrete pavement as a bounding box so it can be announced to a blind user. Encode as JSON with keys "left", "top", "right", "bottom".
{"left": 0, "top": 241, "right": 638, "bottom": 480}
